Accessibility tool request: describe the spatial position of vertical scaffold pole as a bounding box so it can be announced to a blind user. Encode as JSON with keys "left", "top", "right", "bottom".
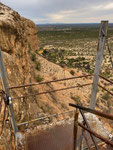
{"left": 90, "top": 21, "right": 108, "bottom": 109}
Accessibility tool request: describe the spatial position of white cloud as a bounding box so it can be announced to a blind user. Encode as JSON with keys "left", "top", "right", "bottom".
{"left": 93, "top": 2, "right": 113, "bottom": 10}
{"left": 2, "top": 0, "right": 113, "bottom": 23}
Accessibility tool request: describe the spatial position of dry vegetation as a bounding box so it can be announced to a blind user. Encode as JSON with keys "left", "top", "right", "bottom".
{"left": 38, "top": 24, "right": 113, "bottom": 77}
{"left": 36, "top": 24, "right": 113, "bottom": 115}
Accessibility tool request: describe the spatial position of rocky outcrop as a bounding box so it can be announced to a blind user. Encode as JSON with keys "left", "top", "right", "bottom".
{"left": 0, "top": 2, "right": 38, "bottom": 84}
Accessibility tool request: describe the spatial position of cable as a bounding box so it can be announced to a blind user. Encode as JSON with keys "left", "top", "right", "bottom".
{"left": 9, "top": 74, "right": 92, "bottom": 90}
{"left": 99, "top": 75, "right": 113, "bottom": 85}
{"left": 12, "top": 83, "right": 92, "bottom": 100}
{"left": 98, "top": 84, "right": 113, "bottom": 96}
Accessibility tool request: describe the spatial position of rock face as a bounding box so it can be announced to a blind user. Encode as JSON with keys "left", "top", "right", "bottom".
{"left": 0, "top": 2, "right": 38, "bottom": 84}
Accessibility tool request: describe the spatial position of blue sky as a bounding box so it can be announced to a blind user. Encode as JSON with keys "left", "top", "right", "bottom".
{"left": 2, "top": 0, "right": 113, "bottom": 24}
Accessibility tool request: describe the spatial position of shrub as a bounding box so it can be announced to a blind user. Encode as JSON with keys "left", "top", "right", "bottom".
{"left": 67, "top": 58, "right": 75, "bottom": 68}
{"left": 59, "top": 60, "right": 66, "bottom": 68}
{"left": 70, "top": 70, "right": 75, "bottom": 76}
{"left": 102, "top": 92, "right": 110, "bottom": 100}
{"left": 28, "top": 43, "right": 32, "bottom": 53}
{"left": 71, "top": 96, "right": 81, "bottom": 104}
{"left": 35, "top": 61, "right": 41, "bottom": 71}
{"left": 31, "top": 53, "right": 36, "bottom": 62}
{"left": 35, "top": 75, "right": 43, "bottom": 82}
{"left": 35, "top": 50, "right": 39, "bottom": 54}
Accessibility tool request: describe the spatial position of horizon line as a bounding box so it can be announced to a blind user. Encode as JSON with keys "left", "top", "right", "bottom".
{"left": 36, "top": 22, "right": 113, "bottom": 25}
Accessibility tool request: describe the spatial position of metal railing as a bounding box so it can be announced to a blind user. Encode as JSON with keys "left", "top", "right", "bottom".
{"left": 69, "top": 103, "right": 113, "bottom": 149}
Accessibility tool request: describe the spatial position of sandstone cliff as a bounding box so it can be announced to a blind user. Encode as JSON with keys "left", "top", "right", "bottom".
{"left": 0, "top": 3, "right": 38, "bottom": 84}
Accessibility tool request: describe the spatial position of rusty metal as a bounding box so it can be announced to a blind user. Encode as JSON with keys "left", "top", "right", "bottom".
{"left": 98, "top": 84, "right": 113, "bottom": 96}
{"left": 99, "top": 75, "right": 113, "bottom": 85}
{"left": 69, "top": 103, "right": 113, "bottom": 121}
{"left": 76, "top": 129, "right": 84, "bottom": 149}
{"left": 79, "top": 109, "right": 99, "bottom": 150}
{"left": 9, "top": 74, "right": 92, "bottom": 90}
{"left": 12, "top": 83, "right": 92, "bottom": 100}
{"left": 83, "top": 131, "right": 91, "bottom": 150}
{"left": 73, "top": 111, "right": 79, "bottom": 150}
{"left": 78, "top": 122, "right": 113, "bottom": 147}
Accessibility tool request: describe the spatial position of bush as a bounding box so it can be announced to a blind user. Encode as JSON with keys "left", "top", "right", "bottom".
{"left": 35, "top": 50, "right": 39, "bottom": 54}
{"left": 35, "top": 61, "right": 41, "bottom": 71}
{"left": 35, "top": 74, "right": 43, "bottom": 82}
{"left": 70, "top": 70, "right": 75, "bottom": 76}
{"left": 31, "top": 53, "right": 36, "bottom": 62}
{"left": 28, "top": 43, "right": 32, "bottom": 53}
{"left": 71, "top": 96, "right": 81, "bottom": 104}
{"left": 102, "top": 92, "right": 110, "bottom": 100}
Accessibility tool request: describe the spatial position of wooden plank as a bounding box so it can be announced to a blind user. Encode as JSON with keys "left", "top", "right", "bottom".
{"left": 90, "top": 21, "right": 108, "bottom": 109}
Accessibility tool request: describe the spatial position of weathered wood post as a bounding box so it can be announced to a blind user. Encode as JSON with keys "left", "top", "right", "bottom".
{"left": 73, "top": 110, "right": 79, "bottom": 150}
{"left": 90, "top": 21, "right": 108, "bottom": 109}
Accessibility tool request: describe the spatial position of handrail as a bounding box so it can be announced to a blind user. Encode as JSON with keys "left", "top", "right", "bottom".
{"left": 69, "top": 103, "right": 113, "bottom": 120}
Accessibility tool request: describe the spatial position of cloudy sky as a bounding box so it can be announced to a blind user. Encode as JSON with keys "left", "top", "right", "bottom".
{"left": 2, "top": 0, "right": 113, "bottom": 24}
